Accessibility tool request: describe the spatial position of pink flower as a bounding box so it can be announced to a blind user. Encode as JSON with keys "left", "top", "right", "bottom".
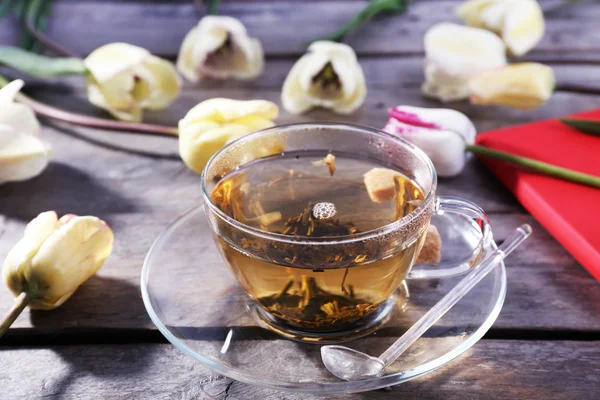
{"left": 383, "top": 106, "right": 476, "bottom": 177}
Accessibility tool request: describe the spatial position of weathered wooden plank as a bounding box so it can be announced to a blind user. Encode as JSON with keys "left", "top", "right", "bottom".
{"left": 1, "top": 0, "right": 599, "bottom": 57}
{"left": 2, "top": 196, "right": 599, "bottom": 333}
{"left": 0, "top": 340, "right": 598, "bottom": 399}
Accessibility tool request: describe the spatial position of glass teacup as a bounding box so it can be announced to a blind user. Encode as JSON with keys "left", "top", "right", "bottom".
{"left": 201, "top": 123, "right": 491, "bottom": 342}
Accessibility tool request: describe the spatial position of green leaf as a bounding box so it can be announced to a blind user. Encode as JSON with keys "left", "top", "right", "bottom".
{"left": 559, "top": 118, "right": 600, "bottom": 137}
{"left": 28, "top": 0, "right": 52, "bottom": 53}
{"left": 207, "top": 0, "right": 220, "bottom": 15}
{"left": 0, "top": 46, "right": 86, "bottom": 77}
{"left": 314, "top": 0, "right": 410, "bottom": 43}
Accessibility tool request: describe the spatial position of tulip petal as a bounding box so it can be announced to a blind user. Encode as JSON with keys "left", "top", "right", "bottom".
{"left": 28, "top": 216, "right": 114, "bottom": 308}
{"left": 0, "top": 79, "right": 24, "bottom": 103}
{"left": 86, "top": 76, "right": 142, "bottom": 122}
{"left": 182, "top": 98, "right": 278, "bottom": 125}
{"left": 281, "top": 55, "right": 318, "bottom": 114}
{"left": 2, "top": 211, "right": 58, "bottom": 296}
{"left": 140, "top": 56, "right": 182, "bottom": 110}
{"left": 178, "top": 98, "right": 279, "bottom": 174}
{"left": 282, "top": 41, "right": 366, "bottom": 115}
{"left": 84, "top": 42, "right": 150, "bottom": 83}
{"left": 422, "top": 23, "right": 507, "bottom": 102}
{"left": 229, "top": 115, "right": 276, "bottom": 133}
{"left": 177, "top": 26, "right": 202, "bottom": 82}
{"left": 469, "top": 63, "right": 555, "bottom": 110}
{"left": 0, "top": 129, "right": 50, "bottom": 185}
{"left": 84, "top": 43, "right": 179, "bottom": 121}
{"left": 178, "top": 16, "right": 264, "bottom": 81}
{"left": 383, "top": 106, "right": 476, "bottom": 177}
{"left": 425, "top": 23, "right": 506, "bottom": 78}
{"left": 457, "top": 0, "right": 512, "bottom": 32}
{"left": 0, "top": 80, "right": 40, "bottom": 137}
{"left": 179, "top": 124, "right": 248, "bottom": 174}
{"left": 0, "top": 103, "right": 40, "bottom": 137}
{"left": 502, "top": 0, "right": 544, "bottom": 57}
{"left": 330, "top": 58, "right": 366, "bottom": 114}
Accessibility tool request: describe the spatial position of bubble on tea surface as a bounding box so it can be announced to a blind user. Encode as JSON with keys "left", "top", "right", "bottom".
{"left": 313, "top": 202, "right": 337, "bottom": 220}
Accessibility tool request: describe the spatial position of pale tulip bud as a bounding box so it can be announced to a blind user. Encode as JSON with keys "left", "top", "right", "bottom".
{"left": 457, "top": 0, "right": 545, "bottom": 57}
{"left": 2, "top": 212, "right": 114, "bottom": 310}
{"left": 178, "top": 98, "right": 279, "bottom": 174}
{"left": 84, "top": 43, "right": 181, "bottom": 122}
{"left": 383, "top": 106, "right": 476, "bottom": 177}
{"left": 502, "top": 0, "right": 545, "bottom": 57}
{"left": 177, "top": 16, "right": 264, "bottom": 82}
{"left": 281, "top": 41, "right": 366, "bottom": 114}
{"left": 0, "top": 79, "right": 50, "bottom": 185}
{"left": 422, "top": 23, "right": 507, "bottom": 102}
{"left": 469, "top": 63, "right": 555, "bottom": 110}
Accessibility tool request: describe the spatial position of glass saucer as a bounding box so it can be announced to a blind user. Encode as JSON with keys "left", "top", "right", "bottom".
{"left": 141, "top": 206, "right": 506, "bottom": 394}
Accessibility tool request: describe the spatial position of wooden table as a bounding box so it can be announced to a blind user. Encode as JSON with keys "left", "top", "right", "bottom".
{"left": 1, "top": 1, "right": 599, "bottom": 398}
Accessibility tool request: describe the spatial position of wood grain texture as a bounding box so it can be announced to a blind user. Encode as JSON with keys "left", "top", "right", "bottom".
{"left": 1, "top": 1, "right": 599, "bottom": 397}
{"left": 0, "top": 0, "right": 599, "bottom": 57}
{"left": 0, "top": 122, "right": 599, "bottom": 333}
{"left": 0, "top": 340, "right": 598, "bottom": 399}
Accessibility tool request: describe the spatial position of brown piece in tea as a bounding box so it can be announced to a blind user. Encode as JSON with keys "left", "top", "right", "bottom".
{"left": 363, "top": 167, "right": 401, "bottom": 203}
{"left": 312, "top": 153, "right": 336, "bottom": 176}
{"left": 415, "top": 225, "right": 442, "bottom": 264}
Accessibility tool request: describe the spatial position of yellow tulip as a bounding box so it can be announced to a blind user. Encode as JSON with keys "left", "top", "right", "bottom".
{"left": 469, "top": 63, "right": 555, "bottom": 110}
{"left": 457, "top": 0, "right": 545, "bottom": 57}
{"left": 178, "top": 98, "right": 279, "bottom": 174}
{"left": 2, "top": 212, "right": 114, "bottom": 311}
{"left": 84, "top": 43, "right": 181, "bottom": 122}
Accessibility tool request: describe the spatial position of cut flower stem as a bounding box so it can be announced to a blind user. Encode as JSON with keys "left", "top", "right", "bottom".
{"left": 0, "top": 292, "right": 32, "bottom": 338}
{"left": 466, "top": 144, "right": 600, "bottom": 189}
{"left": 0, "top": 75, "right": 178, "bottom": 137}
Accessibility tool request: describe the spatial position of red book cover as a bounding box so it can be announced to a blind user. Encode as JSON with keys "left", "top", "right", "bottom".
{"left": 476, "top": 109, "right": 600, "bottom": 282}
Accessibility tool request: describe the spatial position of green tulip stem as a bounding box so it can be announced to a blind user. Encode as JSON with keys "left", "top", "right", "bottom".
{"left": 0, "top": 292, "right": 33, "bottom": 338}
{"left": 23, "top": 0, "right": 79, "bottom": 57}
{"left": 466, "top": 144, "right": 600, "bottom": 189}
{"left": 207, "top": 0, "right": 221, "bottom": 15}
{"left": 0, "top": 75, "right": 179, "bottom": 137}
{"left": 316, "top": 0, "right": 410, "bottom": 43}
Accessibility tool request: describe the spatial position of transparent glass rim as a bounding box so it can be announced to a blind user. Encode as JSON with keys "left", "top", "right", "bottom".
{"left": 200, "top": 122, "right": 439, "bottom": 246}
{"left": 141, "top": 206, "right": 507, "bottom": 394}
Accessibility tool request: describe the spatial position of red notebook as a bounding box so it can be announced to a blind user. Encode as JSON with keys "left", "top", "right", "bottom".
{"left": 476, "top": 109, "right": 600, "bottom": 282}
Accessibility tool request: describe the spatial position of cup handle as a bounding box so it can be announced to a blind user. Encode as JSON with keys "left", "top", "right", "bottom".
{"left": 408, "top": 196, "right": 494, "bottom": 280}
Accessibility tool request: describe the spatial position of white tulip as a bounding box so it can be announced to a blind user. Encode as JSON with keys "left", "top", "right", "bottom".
{"left": 0, "top": 80, "right": 50, "bottom": 185}
{"left": 281, "top": 41, "right": 366, "bottom": 115}
{"left": 177, "top": 16, "right": 264, "bottom": 82}
{"left": 422, "top": 23, "right": 507, "bottom": 102}
{"left": 383, "top": 106, "right": 476, "bottom": 177}
{"left": 457, "top": 0, "right": 545, "bottom": 57}
{"left": 84, "top": 43, "right": 181, "bottom": 122}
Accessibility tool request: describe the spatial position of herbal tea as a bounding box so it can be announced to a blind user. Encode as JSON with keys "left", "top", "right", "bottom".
{"left": 210, "top": 151, "right": 428, "bottom": 332}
